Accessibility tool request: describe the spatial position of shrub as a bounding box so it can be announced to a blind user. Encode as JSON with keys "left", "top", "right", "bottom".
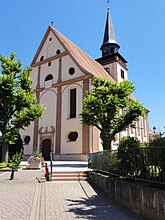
{"left": 117, "top": 137, "right": 142, "bottom": 177}
{"left": 0, "top": 162, "right": 8, "bottom": 168}
{"left": 33, "top": 151, "right": 43, "bottom": 158}
{"left": 147, "top": 137, "right": 165, "bottom": 181}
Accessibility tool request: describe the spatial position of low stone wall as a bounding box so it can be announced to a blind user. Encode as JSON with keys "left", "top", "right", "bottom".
{"left": 88, "top": 172, "right": 165, "bottom": 220}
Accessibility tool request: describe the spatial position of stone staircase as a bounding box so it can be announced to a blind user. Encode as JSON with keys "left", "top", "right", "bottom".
{"left": 51, "top": 171, "right": 89, "bottom": 181}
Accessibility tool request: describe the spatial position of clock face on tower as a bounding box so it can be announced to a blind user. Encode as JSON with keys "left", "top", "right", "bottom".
{"left": 103, "top": 46, "right": 109, "bottom": 53}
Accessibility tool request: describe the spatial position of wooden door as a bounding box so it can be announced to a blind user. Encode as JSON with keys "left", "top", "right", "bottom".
{"left": 42, "top": 139, "right": 51, "bottom": 161}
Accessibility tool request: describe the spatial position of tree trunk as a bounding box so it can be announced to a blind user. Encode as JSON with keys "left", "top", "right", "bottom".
{"left": 100, "top": 132, "right": 113, "bottom": 150}
{"left": 1, "top": 142, "right": 8, "bottom": 162}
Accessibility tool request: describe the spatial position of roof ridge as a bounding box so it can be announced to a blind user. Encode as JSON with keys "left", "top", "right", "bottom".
{"left": 50, "top": 26, "right": 115, "bottom": 81}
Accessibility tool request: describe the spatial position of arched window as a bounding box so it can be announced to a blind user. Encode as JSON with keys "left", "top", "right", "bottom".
{"left": 45, "top": 74, "right": 53, "bottom": 81}
{"left": 56, "top": 49, "right": 61, "bottom": 55}
{"left": 70, "top": 88, "right": 76, "bottom": 118}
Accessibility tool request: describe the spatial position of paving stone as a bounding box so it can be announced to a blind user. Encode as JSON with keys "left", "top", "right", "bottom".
{"left": 0, "top": 166, "right": 146, "bottom": 220}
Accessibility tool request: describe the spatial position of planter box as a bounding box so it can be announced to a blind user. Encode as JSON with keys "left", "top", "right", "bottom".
{"left": 26, "top": 161, "right": 41, "bottom": 169}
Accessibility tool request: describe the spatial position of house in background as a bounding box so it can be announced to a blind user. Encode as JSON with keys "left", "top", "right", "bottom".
{"left": 20, "top": 7, "right": 149, "bottom": 160}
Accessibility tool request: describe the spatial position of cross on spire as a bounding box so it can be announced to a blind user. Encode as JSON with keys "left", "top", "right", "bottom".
{"left": 107, "top": 0, "right": 110, "bottom": 8}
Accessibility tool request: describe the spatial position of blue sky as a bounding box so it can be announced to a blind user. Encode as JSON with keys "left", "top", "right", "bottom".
{"left": 0, "top": 0, "right": 165, "bottom": 133}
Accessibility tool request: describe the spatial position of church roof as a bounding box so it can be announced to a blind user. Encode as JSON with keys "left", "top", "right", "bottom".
{"left": 31, "top": 25, "right": 114, "bottom": 81}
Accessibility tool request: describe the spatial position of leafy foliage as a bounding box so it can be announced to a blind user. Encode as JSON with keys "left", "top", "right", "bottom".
{"left": 89, "top": 137, "right": 165, "bottom": 185}
{"left": 80, "top": 77, "right": 145, "bottom": 150}
{"left": 0, "top": 53, "right": 44, "bottom": 161}
{"left": 0, "top": 162, "right": 8, "bottom": 168}
{"left": 147, "top": 137, "right": 165, "bottom": 181}
{"left": 148, "top": 136, "right": 165, "bottom": 148}
{"left": 8, "top": 132, "right": 23, "bottom": 159}
{"left": 117, "top": 137, "right": 143, "bottom": 176}
{"left": 8, "top": 149, "right": 24, "bottom": 170}
{"left": 33, "top": 151, "right": 43, "bottom": 158}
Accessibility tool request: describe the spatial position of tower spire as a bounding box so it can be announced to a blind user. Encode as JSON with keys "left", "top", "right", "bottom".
{"left": 100, "top": 5, "right": 120, "bottom": 57}
{"left": 107, "top": 0, "right": 110, "bottom": 9}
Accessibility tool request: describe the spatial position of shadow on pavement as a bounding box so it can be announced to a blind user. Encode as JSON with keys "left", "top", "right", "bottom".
{"left": 66, "top": 181, "right": 147, "bottom": 220}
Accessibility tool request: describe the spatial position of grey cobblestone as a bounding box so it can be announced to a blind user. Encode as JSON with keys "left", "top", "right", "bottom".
{"left": 0, "top": 170, "right": 41, "bottom": 220}
{"left": 0, "top": 169, "right": 146, "bottom": 220}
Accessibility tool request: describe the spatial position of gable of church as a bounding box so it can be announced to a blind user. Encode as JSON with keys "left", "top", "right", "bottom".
{"left": 35, "top": 31, "right": 65, "bottom": 63}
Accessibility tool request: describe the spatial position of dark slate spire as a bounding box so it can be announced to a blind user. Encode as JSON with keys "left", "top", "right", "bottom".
{"left": 100, "top": 7, "right": 120, "bottom": 57}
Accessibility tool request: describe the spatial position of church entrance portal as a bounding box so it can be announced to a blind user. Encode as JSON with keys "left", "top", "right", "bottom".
{"left": 42, "top": 139, "right": 51, "bottom": 161}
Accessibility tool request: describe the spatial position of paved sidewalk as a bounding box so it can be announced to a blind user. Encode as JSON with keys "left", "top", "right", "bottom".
{"left": 0, "top": 163, "right": 146, "bottom": 220}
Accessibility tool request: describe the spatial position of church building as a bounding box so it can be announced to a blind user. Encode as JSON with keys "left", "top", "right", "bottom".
{"left": 21, "top": 7, "right": 149, "bottom": 160}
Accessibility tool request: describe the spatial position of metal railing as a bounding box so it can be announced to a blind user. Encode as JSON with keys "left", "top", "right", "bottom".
{"left": 89, "top": 147, "right": 165, "bottom": 187}
{"left": 50, "top": 152, "right": 53, "bottom": 180}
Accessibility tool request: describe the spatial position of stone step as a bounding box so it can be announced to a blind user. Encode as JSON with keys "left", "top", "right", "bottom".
{"left": 51, "top": 171, "right": 88, "bottom": 181}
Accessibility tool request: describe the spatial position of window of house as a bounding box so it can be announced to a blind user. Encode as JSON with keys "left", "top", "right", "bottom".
{"left": 138, "top": 120, "right": 141, "bottom": 136}
{"left": 131, "top": 125, "right": 134, "bottom": 134}
{"left": 48, "top": 62, "right": 51, "bottom": 67}
{"left": 68, "top": 132, "right": 78, "bottom": 142}
{"left": 70, "top": 88, "right": 76, "bottom": 118}
{"left": 143, "top": 117, "right": 147, "bottom": 137}
{"left": 24, "top": 136, "right": 31, "bottom": 144}
{"left": 45, "top": 74, "right": 53, "bottom": 81}
{"left": 56, "top": 49, "right": 61, "bottom": 55}
{"left": 69, "top": 67, "right": 75, "bottom": 75}
{"left": 40, "top": 56, "right": 44, "bottom": 61}
{"left": 121, "top": 69, "right": 124, "bottom": 79}
{"left": 49, "top": 37, "right": 52, "bottom": 41}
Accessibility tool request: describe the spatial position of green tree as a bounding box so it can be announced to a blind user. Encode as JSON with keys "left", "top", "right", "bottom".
{"left": 0, "top": 53, "right": 44, "bottom": 162}
{"left": 80, "top": 77, "right": 145, "bottom": 150}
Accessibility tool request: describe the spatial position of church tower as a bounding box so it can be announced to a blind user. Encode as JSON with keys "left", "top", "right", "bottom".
{"left": 96, "top": 6, "right": 128, "bottom": 83}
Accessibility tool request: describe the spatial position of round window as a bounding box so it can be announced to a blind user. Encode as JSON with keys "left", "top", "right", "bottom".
{"left": 69, "top": 67, "right": 75, "bottom": 75}
{"left": 68, "top": 132, "right": 78, "bottom": 142}
{"left": 24, "top": 136, "right": 31, "bottom": 144}
{"left": 49, "top": 37, "right": 52, "bottom": 41}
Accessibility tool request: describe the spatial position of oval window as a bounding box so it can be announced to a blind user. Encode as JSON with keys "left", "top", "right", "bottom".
{"left": 68, "top": 132, "right": 78, "bottom": 142}
{"left": 40, "top": 56, "right": 44, "bottom": 61}
{"left": 24, "top": 136, "right": 31, "bottom": 144}
{"left": 69, "top": 67, "right": 75, "bottom": 75}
